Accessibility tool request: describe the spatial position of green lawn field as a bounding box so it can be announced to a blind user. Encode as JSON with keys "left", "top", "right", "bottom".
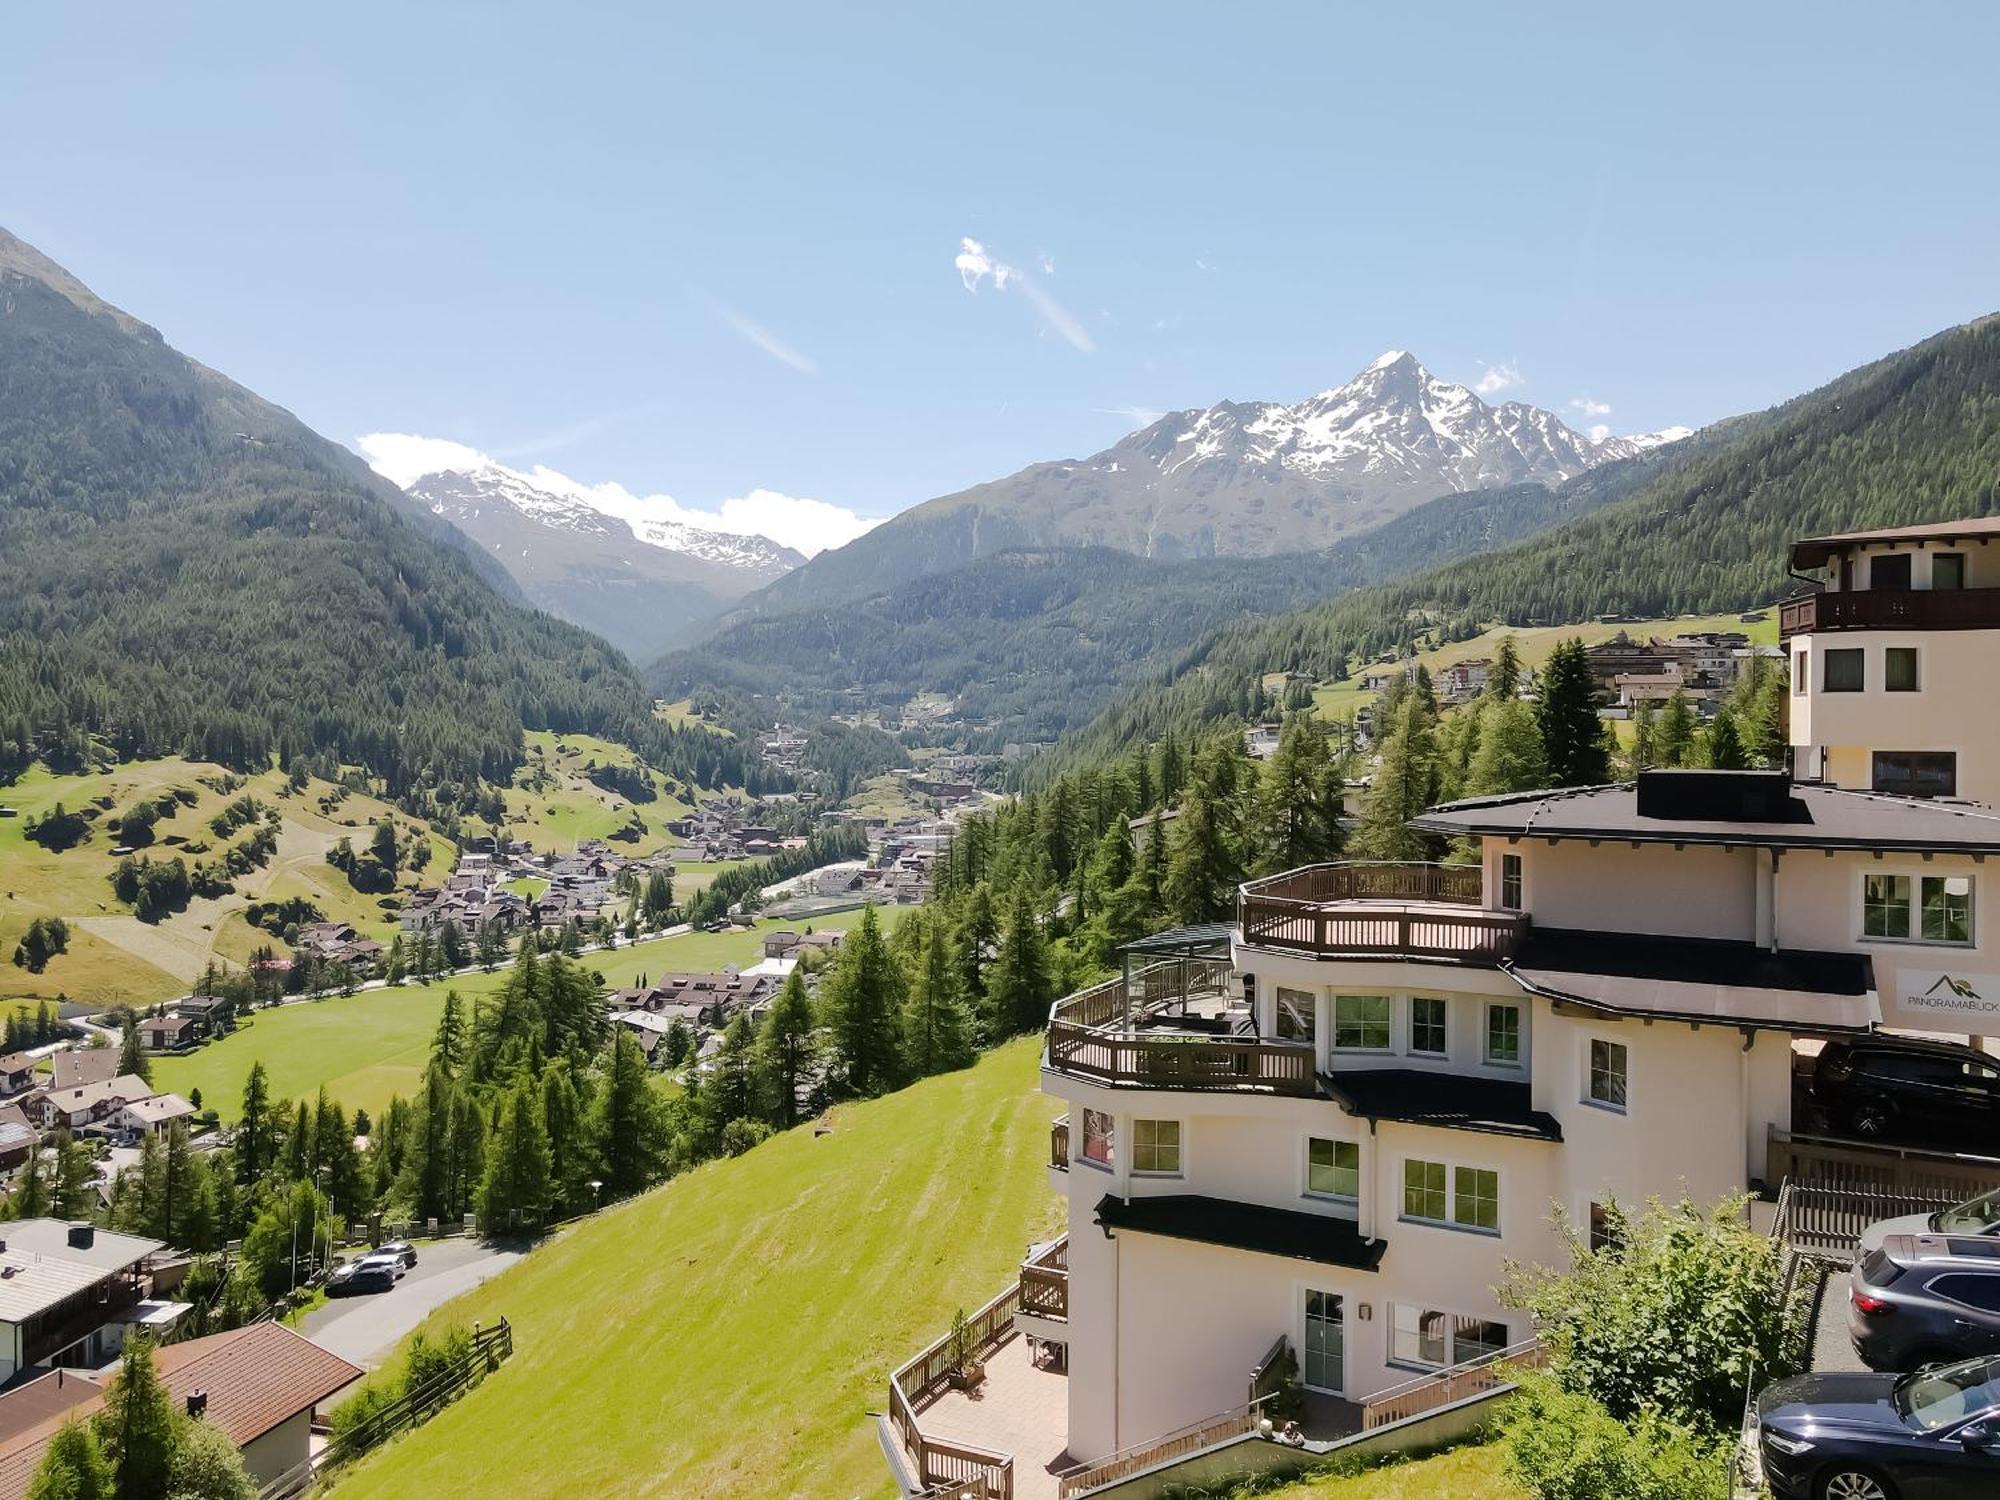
{"left": 154, "top": 911, "right": 910, "bottom": 1121}
{"left": 328, "top": 1035, "right": 1063, "bottom": 1500}
{"left": 1240, "top": 1444, "right": 1520, "bottom": 1500}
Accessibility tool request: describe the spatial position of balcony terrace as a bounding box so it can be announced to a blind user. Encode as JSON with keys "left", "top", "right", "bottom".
{"left": 1779, "top": 585, "right": 2000, "bottom": 638}
{"left": 1238, "top": 862, "right": 1525, "bottom": 964}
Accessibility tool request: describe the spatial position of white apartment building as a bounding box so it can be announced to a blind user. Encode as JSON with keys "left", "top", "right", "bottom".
{"left": 1784, "top": 516, "right": 2000, "bottom": 806}
{"left": 1033, "top": 766, "right": 2000, "bottom": 1467}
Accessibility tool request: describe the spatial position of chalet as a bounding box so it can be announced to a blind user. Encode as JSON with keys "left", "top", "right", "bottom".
{"left": 608, "top": 972, "right": 781, "bottom": 1030}
{"left": 0, "top": 1221, "right": 163, "bottom": 1383}
{"left": 0, "top": 1056, "right": 38, "bottom": 1100}
{"left": 762, "top": 930, "right": 802, "bottom": 959}
{"left": 48, "top": 1050, "right": 117, "bottom": 1092}
{"left": 115, "top": 1093, "right": 197, "bottom": 1137}
{"left": 29, "top": 1075, "right": 154, "bottom": 1133}
{"left": 0, "top": 1107, "right": 33, "bottom": 1173}
{"left": 136, "top": 1014, "right": 200, "bottom": 1051}
{"left": 1435, "top": 657, "right": 1491, "bottom": 704}
{"left": 0, "top": 1322, "right": 361, "bottom": 1493}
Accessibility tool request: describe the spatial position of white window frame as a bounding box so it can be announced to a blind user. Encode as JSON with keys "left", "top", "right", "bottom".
{"left": 1399, "top": 1155, "right": 1503, "bottom": 1237}
{"left": 1483, "top": 1001, "right": 1523, "bottom": 1068}
{"left": 1131, "top": 1117, "right": 1183, "bottom": 1177}
{"left": 1584, "top": 1035, "right": 1630, "bottom": 1114}
{"left": 1081, "top": 1108, "right": 1116, "bottom": 1170}
{"left": 1331, "top": 993, "right": 1393, "bottom": 1054}
{"left": 1857, "top": 868, "right": 1976, "bottom": 948}
{"left": 1386, "top": 1303, "right": 1511, "bottom": 1373}
{"left": 1301, "top": 1286, "right": 1347, "bottom": 1394}
{"left": 1304, "top": 1135, "right": 1361, "bottom": 1204}
{"left": 1408, "top": 995, "right": 1449, "bottom": 1058}
{"left": 1498, "top": 852, "right": 1524, "bottom": 910}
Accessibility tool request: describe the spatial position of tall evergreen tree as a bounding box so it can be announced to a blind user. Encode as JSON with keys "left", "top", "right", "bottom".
{"left": 116, "top": 1015, "right": 150, "bottom": 1085}
{"left": 1161, "top": 740, "right": 1245, "bottom": 925}
{"left": 592, "top": 1028, "right": 670, "bottom": 1198}
{"left": 1536, "top": 638, "right": 1613, "bottom": 787}
{"left": 27, "top": 1419, "right": 112, "bottom": 1500}
{"left": 1655, "top": 690, "right": 1697, "bottom": 768}
{"left": 1704, "top": 709, "right": 1748, "bottom": 770}
{"left": 986, "top": 886, "right": 1054, "bottom": 1038}
{"left": 236, "top": 1062, "right": 274, "bottom": 1186}
{"left": 822, "top": 906, "right": 906, "bottom": 1096}
{"left": 1254, "top": 715, "right": 1343, "bottom": 874}
{"left": 1466, "top": 697, "right": 1549, "bottom": 798}
{"left": 1487, "top": 636, "right": 1523, "bottom": 701}
{"left": 902, "top": 915, "right": 975, "bottom": 1078}
{"left": 752, "top": 971, "right": 817, "bottom": 1129}
{"left": 479, "top": 1079, "right": 553, "bottom": 1232}
{"left": 98, "top": 1339, "right": 181, "bottom": 1500}
{"left": 1356, "top": 693, "right": 1441, "bottom": 861}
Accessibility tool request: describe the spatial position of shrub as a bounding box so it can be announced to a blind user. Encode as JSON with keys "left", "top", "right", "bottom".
{"left": 1503, "top": 1372, "right": 1729, "bottom": 1500}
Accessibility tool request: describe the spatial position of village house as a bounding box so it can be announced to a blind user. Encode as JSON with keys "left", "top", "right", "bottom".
{"left": 0, "top": 1107, "right": 33, "bottom": 1173}
{"left": 0, "top": 1321, "right": 362, "bottom": 1493}
{"left": 27, "top": 1075, "right": 154, "bottom": 1134}
{"left": 114, "top": 1092, "right": 198, "bottom": 1138}
{"left": 608, "top": 972, "right": 782, "bottom": 1032}
{"left": 135, "top": 1013, "right": 200, "bottom": 1052}
{"left": 0, "top": 1056, "right": 37, "bottom": 1101}
{"left": 0, "top": 1221, "right": 164, "bottom": 1384}
{"left": 1434, "top": 657, "right": 1491, "bottom": 704}
{"left": 47, "top": 1049, "right": 117, "bottom": 1092}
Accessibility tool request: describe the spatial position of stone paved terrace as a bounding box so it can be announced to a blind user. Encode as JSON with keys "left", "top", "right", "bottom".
{"left": 915, "top": 1332, "right": 1072, "bottom": 1500}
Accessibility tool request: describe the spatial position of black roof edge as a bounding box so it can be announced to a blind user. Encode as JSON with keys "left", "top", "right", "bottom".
{"left": 1500, "top": 962, "right": 1878, "bottom": 1037}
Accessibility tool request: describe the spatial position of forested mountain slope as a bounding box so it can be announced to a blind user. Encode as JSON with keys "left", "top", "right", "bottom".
{"left": 653, "top": 435, "right": 1721, "bottom": 746}
{"left": 0, "top": 228, "right": 754, "bottom": 797}
{"left": 1050, "top": 313, "right": 2000, "bottom": 771}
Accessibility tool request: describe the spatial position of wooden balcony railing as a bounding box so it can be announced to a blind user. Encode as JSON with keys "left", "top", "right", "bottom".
{"left": 1779, "top": 586, "right": 2000, "bottom": 638}
{"left": 1766, "top": 1126, "right": 2000, "bottom": 1253}
{"left": 1018, "top": 1235, "right": 1068, "bottom": 1322}
{"left": 1360, "top": 1338, "right": 1545, "bottom": 1430}
{"left": 888, "top": 1284, "right": 1019, "bottom": 1500}
{"left": 1046, "top": 1024, "right": 1319, "bottom": 1094}
{"left": 1050, "top": 1115, "right": 1069, "bottom": 1171}
{"left": 1243, "top": 861, "right": 1485, "bottom": 907}
{"left": 1238, "top": 896, "right": 1526, "bottom": 965}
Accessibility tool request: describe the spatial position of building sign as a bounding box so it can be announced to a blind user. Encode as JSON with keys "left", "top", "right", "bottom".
{"left": 1895, "top": 969, "right": 2000, "bottom": 1034}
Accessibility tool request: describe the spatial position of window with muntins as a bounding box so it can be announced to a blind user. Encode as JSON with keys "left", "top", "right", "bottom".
{"left": 1454, "top": 1167, "right": 1500, "bottom": 1231}
{"left": 1588, "top": 1039, "right": 1629, "bottom": 1110}
{"left": 1333, "top": 994, "right": 1391, "bottom": 1051}
{"left": 1824, "top": 649, "right": 1864, "bottom": 692}
{"left": 1308, "top": 1137, "right": 1359, "bottom": 1200}
{"left": 1402, "top": 1159, "right": 1448, "bottom": 1222}
{"left": 1405, "top": 1160, "right": 1499, "bottom": 1233}
{"left": 1485, "top": 1003, "right": 1521, "bottom": 1065}
{"left": 1132, "top": 1118, "right": 1180, "bottom": 1174}
{"left": 1863, "top": 873, "right": 1973, "bottom": 944}
{"left": 1082, "top": 1108, "right": 1115, "bottom": 1167}
{"left": 1389, "top": 1307, "right": 1509, "bottom": 1370}
{"left": 1499, "top": 853, "right": 1523, "bottom": 910}
{"left": 1410, "top": 997, "right": 1447, "bottom": 1056}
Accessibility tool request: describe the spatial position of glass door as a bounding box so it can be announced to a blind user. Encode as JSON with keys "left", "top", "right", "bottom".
{"left": 1304, "top": 1290, "right": 1344, "bottom": 1393}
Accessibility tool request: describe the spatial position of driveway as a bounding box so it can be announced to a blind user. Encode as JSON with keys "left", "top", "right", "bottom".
{"left": 297, "top": 1236, "right": 527, "bottom": 1369}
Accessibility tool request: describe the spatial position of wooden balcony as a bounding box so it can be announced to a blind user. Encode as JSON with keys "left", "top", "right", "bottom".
{"left": 1780, "top": 586, "right": 2000, "bottom": 638}
{"left": 1049, "top": 1116, "right": 1069, "bottom": 1172}
{"left": 1239, "top": 863, "right": 1524, "bottom": 965}
{"left": 1018, "top": 1235, "right": 1068, "bottom": 1322}
{"left": 1045, "top": 1024, "right": 1319, "bottom": 1094}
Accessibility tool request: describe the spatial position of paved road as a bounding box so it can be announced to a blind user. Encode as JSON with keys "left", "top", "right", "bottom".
{"left": 297, "top": 1237, "right": 527, "bottom": 1369}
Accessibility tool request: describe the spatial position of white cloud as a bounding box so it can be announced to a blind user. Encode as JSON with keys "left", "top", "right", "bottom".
{"left": 1474, "top": 360, "right": 1524, "bottom": 395}
{"left": 954, "top": 236, "right": 1094, "bottom": 353}
{"left": 1568, "top": 395, "right": 1612, "bottom": 418}
{"left": 354, "top": 433, "right": 878, "bottom": 557}
{"left": 1096, "top": 405, "right": 1167, "bottom": 428}
{"left": 1588, "top": 423, "right": 1613, "bottom": 443}
{"left": 715, "top": 305, "right": 818, "bottom": 375}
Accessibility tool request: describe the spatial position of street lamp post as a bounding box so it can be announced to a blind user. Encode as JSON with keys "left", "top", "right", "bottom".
{"left": 589, "top": 1179, "right": 604, "bottom": 1214}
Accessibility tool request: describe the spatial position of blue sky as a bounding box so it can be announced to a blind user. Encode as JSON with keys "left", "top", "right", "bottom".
{"left": 4, "top": 3, "right": 1995, "bottom": 546}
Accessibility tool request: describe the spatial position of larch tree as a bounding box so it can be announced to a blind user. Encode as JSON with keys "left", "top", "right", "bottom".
{"left": 986, "top": 885, "right": 1054, "bottom": 1039}
{"left": 903, "top": 913, "right": 976, "bottom": 1078}
{"left": 822, "top": 906, "right": 906, "bottom": 1096}
{"left": 753, "top": 969, "right": 818, "bottom": 1128}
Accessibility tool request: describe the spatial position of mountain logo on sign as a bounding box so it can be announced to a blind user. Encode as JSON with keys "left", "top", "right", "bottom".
{"left": 1925, "top": 974, "right": 1982, "bottom": 1000}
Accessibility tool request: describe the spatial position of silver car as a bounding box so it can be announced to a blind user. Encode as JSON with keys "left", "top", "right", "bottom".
{"left": 1859, "top": 1187, "right": 2000, "bottom": 1258}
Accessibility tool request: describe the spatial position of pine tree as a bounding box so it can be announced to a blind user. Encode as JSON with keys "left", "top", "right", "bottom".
{"left": 539, "top": 1061, "right": 589, "bottom": 1215}
{"left": 705, "top": 1014, "right": 758, "bottom": 1130}
{"left": 1161, "top": 740, "right": 1245, "bottom": 924}
{"left": 902, "top": 915, "right": 975, "bottom": 1078}
{"left": 27, "top": 1418, "right": 112, "bottom": 1500}
{"left": 1356, "top": 693, "right": 1441, "bottom": 861}
{"left": 1536, "top": 639, "right": 1613, "bottom": 787}
{"left": 385, "top": 933, "right": 406, "bottom": 984}
{"left": 98, "top": 1339, "right": 181, "bottom": 1500}
{"left": 1629, "top": 699, "right": 1657, "bottom": 774}
{"left": 1488, "top": 637, "right": 1522, "bottom": 701}
{"left": 1704, "top": 709, "right": 1748, "bottom": 770}
{"left": 447, "top": 1091, "right": 486, "bottom": 1220}
{"left": 1466, "top": 698, "right": 1549, "bottom": 798}
{"left": 986, "top": 886, "right": 1054, "bottom": 1039}
{"left": 431, "top": 991, "right": 467, "bottom": 1077}
{"left": 1254, "top": 715, "right": 1343, "bottom": 874}
{"left": 9, "top": 1146, "right": 49, "bottom": 1219}
{"left": 116, "top": 1015, "right": 150, "bottom": 1085}
{"left": 822, "top": 906, "right": 905, "bottom": 1096}
{"left": 753, "top": 970, "right": 817, "bottom": 1128}
{"left": 592, "top": 1028, "right": 670, "bottom": 1198}
{"left": 479, "top": 1079, "right": 553, "bottom": 1233}
{"left": 1655, "top": 690, "right": 1697, "bottom": 768}
{"left": 954, "top": 883, "right": 998, "bottom": 1007}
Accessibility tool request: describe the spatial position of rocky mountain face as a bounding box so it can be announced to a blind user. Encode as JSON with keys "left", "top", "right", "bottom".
{"left": 738, "top": 351, "right": 1690, "bottom": 618}
{"left": 392, "top": 459, "right": 804, "bottom": 661}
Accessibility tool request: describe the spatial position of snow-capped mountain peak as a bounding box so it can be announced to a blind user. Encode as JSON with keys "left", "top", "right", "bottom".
{"left": 1112, "top": 352, "right": 1689, "bottom": 498}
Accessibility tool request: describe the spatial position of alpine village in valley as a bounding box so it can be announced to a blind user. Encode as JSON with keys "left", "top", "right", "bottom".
{"left": 2, "top": 9, "right": 1999, "bottom": 1500}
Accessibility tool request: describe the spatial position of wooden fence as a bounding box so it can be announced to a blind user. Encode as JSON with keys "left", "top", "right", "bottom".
{"left": 1768, "top": 1126, "right": 2000, "bottom": 1237}
{"left": 1019, "top": 1235, "right": 1069, "bottom": 1322}
{"left": 889, "top": 1285, "right": 1019, "bottom": 1500}
{"left": 1359, "top": 1338, "right": 1545, "bottom": 1430}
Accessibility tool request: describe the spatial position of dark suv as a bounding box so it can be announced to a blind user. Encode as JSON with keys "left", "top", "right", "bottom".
{"left": 1810, "top": 1035, "right": 2000, "bottom": 1149}
{"left": 1850, "top": 1235, "right": 2000, "bottom": 1370}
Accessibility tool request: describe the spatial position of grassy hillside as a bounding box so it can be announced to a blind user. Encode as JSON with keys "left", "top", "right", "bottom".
{"left": 328, "top": 1036, "right": 1062, "bottom": 1500}
{"left": 1213, "top": 1444, "right": 1520, "bottom": 1500}
{"left": 154, "top": 911, "right": 911, "bottom": 1121}
{"left": 502, "top": 731, "right": 698, "bottom": 854}
{"left": 0, "top": 759, "right": 451, "bottom": 1009}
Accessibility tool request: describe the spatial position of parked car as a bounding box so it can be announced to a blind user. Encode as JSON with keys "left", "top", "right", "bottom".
{"left": 1752, "top": 1355, "right": 2000, "bottom": 1499}
{"left": 1809, "top": 1034, "right": 2000, "bottom": 1149}
{"left": 1860, "top": 1188, "right": 2000, "bottom": 1258}
{"left": 1850, "top": 1236, "right": 2000, "bottom": 1370}
{"left": 354, "top": 1251, "right": 408, "bottom": 1282}
{"left": 326, "top": 1260, "right": 395, "bottom": 1298}
{"left": 376, "top": 1239, "right": 419, "bottom": 1269}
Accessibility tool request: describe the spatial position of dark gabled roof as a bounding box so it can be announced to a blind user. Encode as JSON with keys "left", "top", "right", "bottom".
{"left": 1790, "top": 516, "right": 2000, "bottom": 571}
{"left": 1505, "top": 927, "right": 1877, "bottom": 1034}
{"left": 1323, "top": 1068, "right": 1562, "bottom": 1142}
{"left": 1094, "top": 1193, "right": 1386, "bottom": 1271}
{"left": 1411, "top": 778, "right": 2000, "bottom": 854}
{"left": 1120, "top": 923, "right": 1235, "bottom": 958}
